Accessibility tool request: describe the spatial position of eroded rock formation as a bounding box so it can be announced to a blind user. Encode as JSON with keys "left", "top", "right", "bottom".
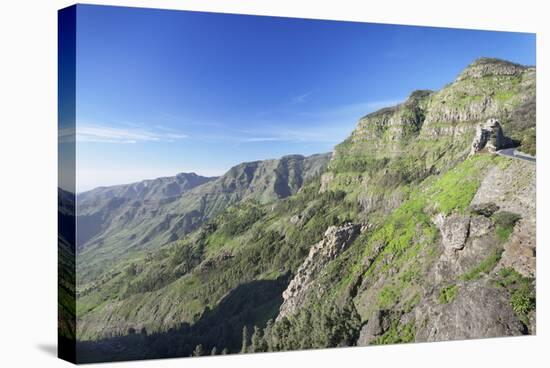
{"left": 277, "top": 223, "right": 360, "bottom": 320}
{"left": 470, "top": 118, "right": 513, "bottom": 155}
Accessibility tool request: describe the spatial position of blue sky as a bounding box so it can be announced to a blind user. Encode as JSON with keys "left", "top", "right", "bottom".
{"left": 72, "top": 4, "right": 535, "bottom": 191}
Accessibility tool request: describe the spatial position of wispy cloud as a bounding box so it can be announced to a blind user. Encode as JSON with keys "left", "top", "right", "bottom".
{"left": 291, "top": 91, "right": 312, "bottom": 105}
{"left": 188, "top": 97, "right": 405, "bottom": 145}
{"left": 237, "top": 125, "right": 346, "bottom": 145}
{"left": 59, "top": 123, "right": 188, "bottom": 144}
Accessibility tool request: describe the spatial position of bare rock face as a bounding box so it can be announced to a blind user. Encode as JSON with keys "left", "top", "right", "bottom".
{"left": 277, "top": 223, "right": 360, "bottom": 320}
{"left": 471, "top": 160, "right": 536, "bottom": 276}
{"left": 434, "top": 213, "right": 471, "bottom": 252}
{"left": 431, "top": 212, "right": 497, "bottom": 283}
{"left": 500, "top": 219, "right": 536, "bottom": 277}
{"left": 415, "top": 281, "right": 525, "bottom": 342}
{"left": 470, "top": 118, "right": 513, "bottom": 155}
{"left": 357, "top": 310, "right": 392, "bottom": 345}
{"left": 457, "top": 57, "right": 526, "bottom": 81}
{"left": 319, "top": 172, "right": 334, "bottom": 193}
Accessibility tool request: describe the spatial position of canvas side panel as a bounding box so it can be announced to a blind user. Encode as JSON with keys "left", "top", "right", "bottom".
{"left": 58, "top": 4, "right": 77, "bottom": 364}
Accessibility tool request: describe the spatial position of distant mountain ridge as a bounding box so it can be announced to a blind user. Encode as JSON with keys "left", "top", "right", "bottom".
{"left": 79, "top": 172, "right": 217, "bottom": 207}
{"left": 76, "top": 153, "right": 331, "bottom": 281}
{"left": 75, "top": 172, "right": 216, "bottom": 250}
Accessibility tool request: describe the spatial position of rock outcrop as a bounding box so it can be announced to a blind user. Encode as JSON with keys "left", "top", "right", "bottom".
{"left": 432, "top": 212, "right": 497, "bottom": 281}
{"left": 433, "top": 213, "right": 471, "bottom": 252}
{"left": 357, "top": 310, "right": 394, "bottom": 345}
{"left": 470, "top": 118, "right": 513, "bottom": 155}
{"left": 277, "top": 223, "right": 360, "bottom": 320}
{"left": 470, "top": 160, "right": 536, "bottom": 276}
{"left": 415, "top": 280, "right": 526, "bottom": 342}
{"left": 456, "top": 57, "right": 527, "bottom": 81}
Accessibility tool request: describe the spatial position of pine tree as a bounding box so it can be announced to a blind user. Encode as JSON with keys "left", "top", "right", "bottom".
{"left": 221, "top": 347, "right": 228, "bottom": 355}
{"left": 250, "top": 325, "right": 264, "bottom": 352}
{"left": 264, "top": 319, "right": 274, "bottom": 351}
{"left": 210, "top": 346, "right": 217, "bottom": 355}
{"left": 192, "top": 344, "right": 204, "bottom": 357}
{"left": 241, "top": 325, "right": 249, "bottom": 353}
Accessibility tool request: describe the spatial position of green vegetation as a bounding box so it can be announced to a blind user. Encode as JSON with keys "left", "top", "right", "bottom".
{"left": 218, "top": 201, "right": 265, "bottom": 236}
{"left": 493, "top": 211, "right": 521, "bottom": 242}
{"left": 511, "top": 286, "right": 535, "bottom": 317}
{"left": 493, "top": 268, "right": 535, "bottom": 324}
{"left": 461, "top": 247, "right": 503, "bottom": 281}
{"left": 428, "top": 155, "right": 486, "bottom": 215}
{"left": 519, "top": 129, "right": 536, "bottom": 156}
{"left": 330, "top": 154, "right": 389, "bottom": 175}
{"left": 256, "top": 301, "right": 361, "bottom": 352}
{"left": 438, "top": 284, "right": 458, "bottom": 304}
{"left": 470, "top": 202, "right": 499, "bottom": 217}
{"left": 344, "top": 154, "right": 496, "bottom": 322}
{"left": 371, "top": 320, "right": 415, "bottom": 345}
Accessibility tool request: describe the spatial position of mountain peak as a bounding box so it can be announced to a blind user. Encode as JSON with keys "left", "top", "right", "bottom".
{"left": 457, "top": 57, "right": 527, "bottom": 81}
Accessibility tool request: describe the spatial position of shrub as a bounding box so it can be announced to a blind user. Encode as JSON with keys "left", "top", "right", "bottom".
{"left": 511, "top": 284, "right": 535, "bottom": 316}
{"left": 470, "top": 202, "right": 499, "bottom": 217}
{"left": 461, "top": 247, "right": 503, "bottom": 281}
{"left": 493, "top": 211, "right": 521, "bottom": 228}
{"left": 438, "top": 284, "right": 458, "bottom": 304}
{"left": 492, "top": 211, "right": 521, "bottom": 242}
{"left": 494, "top": 268, "right": 535, "bottom": 324}
{"left": 371, "top": 320, "right": 415, "bottom": 345}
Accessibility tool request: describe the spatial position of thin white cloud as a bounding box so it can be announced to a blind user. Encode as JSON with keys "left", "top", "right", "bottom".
{"left": 291, "top": 91, "right": 312, "bottom": 104}
{"left": 237, "top": 126, "right": 345, "bottom": 145}
{"left": 191, "top": 99, "right": 405, "bottom": 145}
{"left": 59, "top": 123, "right": 188, "bottom": 144}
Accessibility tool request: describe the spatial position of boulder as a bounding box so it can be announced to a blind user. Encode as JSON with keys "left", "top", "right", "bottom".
{"left": 438, "top": 214, "right": 471, "bottom": 252}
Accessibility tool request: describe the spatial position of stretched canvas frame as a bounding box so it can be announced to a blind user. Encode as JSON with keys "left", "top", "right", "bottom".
{"left": 58, "top": 4, "right": 536, "bottom": 364}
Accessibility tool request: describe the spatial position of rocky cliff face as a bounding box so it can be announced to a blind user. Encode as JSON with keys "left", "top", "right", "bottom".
{"left": 355, "top": 157, "right": 535, "bottom": 345}
{"left": 324, "top": 58, "right": 534, "bottom": 216}
{"left": 303, "top": 58, "right": 535, "bottom": 347}
{"left": 277, "top": 223, "right": 361, "bottom": 320}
